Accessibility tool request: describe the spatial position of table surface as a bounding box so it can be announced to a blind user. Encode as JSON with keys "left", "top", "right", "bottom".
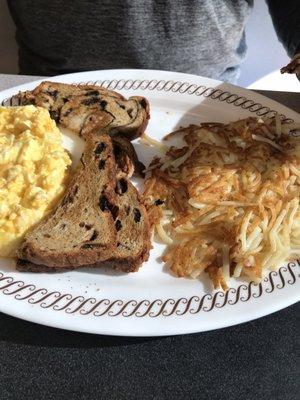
{"left": 0, "top": 74, "right": 299, "bottom": 400}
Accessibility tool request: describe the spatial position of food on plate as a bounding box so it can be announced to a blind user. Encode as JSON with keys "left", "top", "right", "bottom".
{"left": 17, "top": 133, "right": 150, "bottom": 272}
{"left": 0, "top": 105, "right": 71, "bottom": 257}
{"left": 143, "top": 117, "right": 300, "bottom": 290}
{"left": 16, "top": 82, "right": 151, "bottom": 273}
{"left": 281, "top": 53, "right": 300, "bottom": 76}
{"left": 16, "top": 81, "right": 149, "bottom": 139}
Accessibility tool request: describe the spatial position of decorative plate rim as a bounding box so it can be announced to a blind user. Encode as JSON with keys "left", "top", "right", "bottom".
{"left": 0, "top": 72, "right": 299, "bottom": 329}
{"left": 0, "top": 262, "right": 299, "bottom": 318}
{"left": 2, "top": 77, "right": 296, "bottom": 123}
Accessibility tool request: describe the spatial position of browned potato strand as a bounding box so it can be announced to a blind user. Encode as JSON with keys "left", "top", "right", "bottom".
{"left": 142, "top": 117, "right": 300, "bottom": 290}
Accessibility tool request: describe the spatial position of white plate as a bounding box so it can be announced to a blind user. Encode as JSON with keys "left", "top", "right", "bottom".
{"left": 248, "top": 69, "right": 300, "bottom": 93}
{"left": 0, "top": 69, "right": 299, "bottom": 336}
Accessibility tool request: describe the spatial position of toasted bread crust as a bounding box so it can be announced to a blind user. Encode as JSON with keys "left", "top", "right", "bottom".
{"left": 17, "top": 244, "right": 150, "bottom": 273}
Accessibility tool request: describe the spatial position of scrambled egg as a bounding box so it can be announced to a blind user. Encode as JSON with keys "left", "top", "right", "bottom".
{"left": 0, "top": 105, "right": 72, "bottom": 257}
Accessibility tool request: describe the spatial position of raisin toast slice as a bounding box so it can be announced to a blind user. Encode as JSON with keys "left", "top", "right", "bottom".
{"left": 17, "top": 177, "right": 150, "bottom": 273}
{"left": 16, "top": 81, "right": 149, "bottom": 140}
{"left": 16, "top": 134, "right": 150, "bottom": 272}
{"left": 17, "top": 132, "right": 120, "bottom": 268}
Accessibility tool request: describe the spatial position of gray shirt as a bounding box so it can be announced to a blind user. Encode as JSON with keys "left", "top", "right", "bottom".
{"left": 7, "top": 0, "right": 300, "bottom": 83}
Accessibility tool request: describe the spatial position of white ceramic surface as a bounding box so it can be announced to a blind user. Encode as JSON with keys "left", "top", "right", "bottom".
{"left": 0, "top": 69, "right": 299, "bottom": 336}
{"left": 248, "top": 70, "right": 300, "bottom": 93}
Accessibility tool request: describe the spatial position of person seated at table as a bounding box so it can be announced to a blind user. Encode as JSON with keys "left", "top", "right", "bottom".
{"left": 7, "top": 0, "right": 300, "bottom": 83}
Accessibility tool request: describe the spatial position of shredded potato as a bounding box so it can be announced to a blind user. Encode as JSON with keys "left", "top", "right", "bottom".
{"left": 142, "top": 117, "right": 300, "bottom": 290}
{"left": 140, "top": 133, "right": 169, "bottom": 152}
